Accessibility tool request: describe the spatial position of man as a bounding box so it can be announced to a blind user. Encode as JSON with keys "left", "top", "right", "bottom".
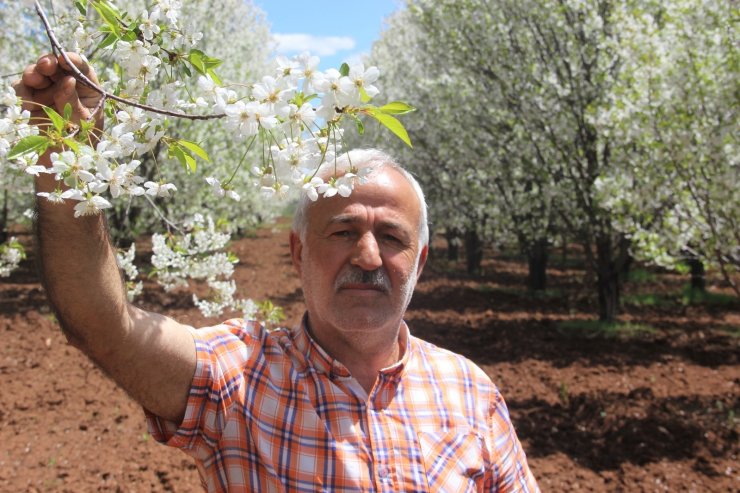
{"left": 16, "top": 53, "right": 539, "bottom": 492}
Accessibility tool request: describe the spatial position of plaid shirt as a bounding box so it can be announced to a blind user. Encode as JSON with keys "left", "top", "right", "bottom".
{"left": 146, "top": 318, "right": 539, "bottom": 492}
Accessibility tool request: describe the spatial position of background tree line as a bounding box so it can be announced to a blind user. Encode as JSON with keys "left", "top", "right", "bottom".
{"left": 362, "top": 0, "right": 738, "bottom": 321}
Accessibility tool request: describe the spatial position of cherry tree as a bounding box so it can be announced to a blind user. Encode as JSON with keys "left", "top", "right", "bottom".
{"left": 368, "top": 3, "right": 574, "bottom": 287}
{"left": 596, "top": 0, "right": 739, "bottom": 295}
{"left": 372, "top": 0, "right": 738, "bottom": 317}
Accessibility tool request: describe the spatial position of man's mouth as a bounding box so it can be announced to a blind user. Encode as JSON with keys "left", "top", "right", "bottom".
{"left": 334, "top": 267, "right": 391, "bottom": 293}
{"left": 337, "top": 282, "right": 387, "bottom": 292}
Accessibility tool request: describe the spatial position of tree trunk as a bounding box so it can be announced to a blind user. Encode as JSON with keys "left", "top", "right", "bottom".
{"left": 464, "top": 229, "right": 483, "bottom": 276}
{"left": 560, "top": 234, "right": 568, "bottom": 266}
{"left": 687, "top": 255, "right": 706, "bottom": 292}
{"left": 0, "top": 189, "right": 7, "bottom": 244}
{"left": 618, "top": 235, "right": 633, "bottom": 279}
{"left": 596, "top": 236, "right": 619, "bottom": 322}
{"left": 527, "top": 238, "right": 548, "bottom": 291}
{"left": 445, "top": 230, "right": 460, "bottom": 261}
{"left": 427, "top": 225, "right": 436, "bottom": 258}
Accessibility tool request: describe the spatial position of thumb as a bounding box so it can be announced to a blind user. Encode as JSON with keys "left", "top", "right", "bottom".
{"left": 53, "top": 75, "right": 89, "bottom": 122}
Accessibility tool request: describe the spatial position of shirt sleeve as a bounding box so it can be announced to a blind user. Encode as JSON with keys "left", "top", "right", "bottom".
{"left": 144, "top": 319, "right": 262, "bottom": 461}
{"left": 486, "top": 387, "right": 540, "bottom": 492}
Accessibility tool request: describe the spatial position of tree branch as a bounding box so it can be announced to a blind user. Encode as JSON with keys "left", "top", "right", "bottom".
{"left": 33, "top": 0, "right": 225, "bottom": 122}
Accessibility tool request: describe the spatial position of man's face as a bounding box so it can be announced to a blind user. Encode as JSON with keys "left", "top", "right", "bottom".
{"left": 290, "top": 167, "right": 428, "bottom": 351}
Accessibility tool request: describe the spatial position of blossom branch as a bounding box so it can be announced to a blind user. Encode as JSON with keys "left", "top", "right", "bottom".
{"left": 33, "top": 0, "right": 226, "bottom": 121}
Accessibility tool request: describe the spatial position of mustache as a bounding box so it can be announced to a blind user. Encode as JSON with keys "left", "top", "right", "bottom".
{"left": 334, "top": 266, "right": 391, "bottom": 292}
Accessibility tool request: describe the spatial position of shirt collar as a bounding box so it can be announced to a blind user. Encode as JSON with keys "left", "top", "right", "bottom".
{"left": 291, "top": 313, "right": 412, "bottom": 381}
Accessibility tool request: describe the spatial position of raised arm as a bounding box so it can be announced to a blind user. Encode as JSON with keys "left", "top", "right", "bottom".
{"left": 14, "top": 53, "right": 196, "bottom": 423}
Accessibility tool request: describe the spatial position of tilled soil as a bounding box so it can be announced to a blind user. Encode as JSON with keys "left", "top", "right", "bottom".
{"left": 1, "top": 225, "right": 738, "bottom": 492}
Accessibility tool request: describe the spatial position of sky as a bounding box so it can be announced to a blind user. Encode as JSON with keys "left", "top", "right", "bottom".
{"left": 254, "top": 0, "right": 403, "bottom": 70}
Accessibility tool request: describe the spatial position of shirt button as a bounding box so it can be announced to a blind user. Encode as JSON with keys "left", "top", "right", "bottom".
{"left": 378, "top": 466, "right": 389, "bottom": 479}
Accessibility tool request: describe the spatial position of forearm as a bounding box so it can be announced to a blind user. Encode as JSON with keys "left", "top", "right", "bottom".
{"left": 34, "top": 164, "right": 131, "bottom": 357}
{"left": 20, "top": 53, "right": 196, "bottom": 423}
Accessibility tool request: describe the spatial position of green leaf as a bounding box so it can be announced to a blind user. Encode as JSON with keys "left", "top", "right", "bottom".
{"left": 43, "top": 106, "right": 65, "bottom": 132}
{"left": 188, "top": 49, "right": 207, "bottom": 75}
{"left": 378, "top": 101, "right": 416, "bottom": 115}
{"left": 79, "top": 119, "right": 96, "bottom": 135}
{"left": 206, "top": 68, "right": 222, "bottom": 86}
{"left": 63, "top": 103, "right": 72, "bottom": 122}
{"left": 339, "top": 63, "right": 350, "bottom": 77}
{"left": 120, "top": 30, "right": 138, "bottom": 42}
{"left": 7, "top": 136, "right": 50, "bottom": 159}
{"left": 178, "top": 140, "right": 210, "bottom": 162}
{"left": 185, "top": 51, "right": 222, "bottom": 82}
{"left": 172, "top": 145, "right": 197, "bottom": 173}
{"left": 366, "top": 110, "right": 413, "bottom": 148}
{"left": 202, "top": 55, "right": 223, "bottom": 70}
{"left": 183, "top": 152, "right": 197, "bottom": 173}
{"left": 91, "top": 0, "right": 121, "bottom": 36}
{"left": 359, "top": 86, "right": 371, "bottom": 103}
{"left": 63, "top": 138, "right": 80, "bottom": 153}
{"left": 349, "top": 114, "right": 365, "bottom": 135}
{"left": 96, "top": 32, "right": 118, "bottom": 51}
{"left": 74, "top": 1, "right": 88, "bottom": 15}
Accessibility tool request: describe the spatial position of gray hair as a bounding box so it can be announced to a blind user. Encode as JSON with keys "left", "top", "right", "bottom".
{"left": 292, "top": 148, "right": 429, "bottom": 248}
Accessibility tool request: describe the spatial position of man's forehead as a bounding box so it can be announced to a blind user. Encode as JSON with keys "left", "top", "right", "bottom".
{"left": 307, "top": 168, "right": 421, "bottom": 228}
{"left": 326, "top": 211, "right": 408, "bottom": 230}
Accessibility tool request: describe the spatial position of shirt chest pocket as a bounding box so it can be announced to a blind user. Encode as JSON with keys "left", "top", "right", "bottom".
{"left": 417, "top": 430, "right": 488, "bottom": 493}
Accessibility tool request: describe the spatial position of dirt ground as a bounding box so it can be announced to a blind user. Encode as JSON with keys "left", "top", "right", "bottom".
{"left": 1, "top": 223, "right": 738, "bottom": 492}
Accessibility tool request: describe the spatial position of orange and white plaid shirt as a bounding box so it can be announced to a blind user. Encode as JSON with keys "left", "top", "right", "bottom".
{"left": 146, "top": 318, "right": 539, "bottom": 492}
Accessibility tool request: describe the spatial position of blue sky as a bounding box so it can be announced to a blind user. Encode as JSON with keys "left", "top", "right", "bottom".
{"left": 254, "top": 0, "right": 403, "bottom": 70}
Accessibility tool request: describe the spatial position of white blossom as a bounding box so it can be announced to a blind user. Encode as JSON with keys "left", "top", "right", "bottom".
{"left": 144, "top": 181, "right": 178, "bottom": 197}
{"left": 73, "top": 195, "right": 113, "bottom": 217}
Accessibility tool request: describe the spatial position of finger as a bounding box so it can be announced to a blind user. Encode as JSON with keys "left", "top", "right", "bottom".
{"left": 35, "top": 54, "right": 59, "bottom": 77}
{"left": 57, "top": 52, "right": 100, "bottom": 101}
{"left": 12, "top": 79, "right": 29, "bottom": 100}
{"left": 13, "top": 82, "right": 37, "bottom": 113}
{"left": 57, "top": 52, "right": 98, "bottom": 83}
{"left": 53, "top": 76, "right": 90, "bottom": 122}
{"left": 13, "top": 81, "right": 55, "bottom": 114}
{"left": 13, "top": 82, "right": 53, "bottom": 126}
{"left": 18, "top": 83, "right": 58, "bottom": 110}
{"left": 21, "top": 64, "right": 53, "bottom": 90}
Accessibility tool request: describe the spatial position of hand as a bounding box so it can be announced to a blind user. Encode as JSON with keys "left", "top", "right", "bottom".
{"left": 12, "top": 52, "right": 103, "bottom": 131}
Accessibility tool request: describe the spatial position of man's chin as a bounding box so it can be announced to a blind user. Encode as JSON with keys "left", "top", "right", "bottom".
{"left": 330, "top": 310, "right": 399, "bottom": 334}
{"left": 336, "top": 287, "right": 388, "bottom": 299}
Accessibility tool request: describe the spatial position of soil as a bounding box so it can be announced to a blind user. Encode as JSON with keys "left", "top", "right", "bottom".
{"left": 1, "top": 223, "right": 738, "bottom": 492}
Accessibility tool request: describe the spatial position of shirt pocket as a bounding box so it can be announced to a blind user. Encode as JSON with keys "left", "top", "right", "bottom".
{"left": 417, "top": 429, "right": 487, "bottom": 493}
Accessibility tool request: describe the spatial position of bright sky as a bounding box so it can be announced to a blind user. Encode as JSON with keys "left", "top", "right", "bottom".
{"left": 254, "top": 0, "right": 403, "bottom": 70}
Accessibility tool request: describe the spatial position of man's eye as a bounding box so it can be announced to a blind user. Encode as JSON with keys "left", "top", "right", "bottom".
{"left": 384, "top": 234, "right": 401, "bottom": 243}
{"left": 332, "top": 230, "right": 351, "bottom": 238}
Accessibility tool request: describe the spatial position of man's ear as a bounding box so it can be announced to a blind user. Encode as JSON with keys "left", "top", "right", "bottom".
{"left": 289, "top": 230, "right": 303, "bottom": 276}
{"left": 416, "top": 245, "right": 429, "bottom": 281}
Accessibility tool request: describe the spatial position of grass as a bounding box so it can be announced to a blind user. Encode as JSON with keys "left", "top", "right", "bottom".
{"left": 716, "top": 325, "right": 740, "bottom": 338}
{"left": 622, "top": 292, "right": 674, "bottom": 307}
{"left": 622, "top": 285, "right": 737, "bottom": 308}
{"left": 474, "top": 284, "right": 564, "bottom": 299}
{"left": 625, "top": 268, "right": 658, "bottom": 284}
{"left": 679, "top": 286, "right": 737, "bottom": 306}
{"left": 557, "top": 319, "right": 658, "bottom": 339}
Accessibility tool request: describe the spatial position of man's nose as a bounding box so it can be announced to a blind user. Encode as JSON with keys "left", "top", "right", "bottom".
{"left": 351, "top": 233, "right": 383, "bottom": 271}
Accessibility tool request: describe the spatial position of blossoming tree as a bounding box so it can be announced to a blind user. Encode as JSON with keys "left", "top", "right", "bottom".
{"left": 367, "top": 0, "right": 738, "bottom": 320}
{"left": 596, "top": 0, "right": 739, "bottom": 295}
